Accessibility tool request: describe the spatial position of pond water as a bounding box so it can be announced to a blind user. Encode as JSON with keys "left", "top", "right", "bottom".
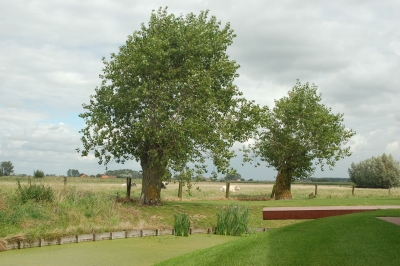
{"left": 0, "top": 235, "right": 237, "bottom": 266}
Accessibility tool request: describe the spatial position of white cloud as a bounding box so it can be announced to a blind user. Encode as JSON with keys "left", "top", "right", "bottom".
{"left": 348, "top": 134, "right": 371, "bottom": 153}
{"left": 1, "top": 0, "right": 400, "bottom": 178}
{"left": 386, "top": 142, "right": 400, "bottom": 155}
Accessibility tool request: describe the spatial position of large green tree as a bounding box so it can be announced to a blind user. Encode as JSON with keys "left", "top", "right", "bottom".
{"left": 0, "top": 161, "right": 14, "bottom": 176}
{"left": 78, "top": 8, "right": 259, "bottom": 205}
{"left": 249, "top": 81, "right": 355, "bottom": 199}
{"left": 348, "top": 153, "right": 400, "bottom": 188}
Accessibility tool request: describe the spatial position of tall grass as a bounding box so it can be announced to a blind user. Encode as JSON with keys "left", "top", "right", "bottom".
{"left": 215, "top": 204, "right": 249, "bottom": 236}
{"left": 173, "top": 213, "right": 190, "bottom": 237}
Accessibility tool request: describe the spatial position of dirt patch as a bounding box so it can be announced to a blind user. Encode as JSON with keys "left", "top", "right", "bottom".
{"left": 377, "top": 217, "right": 400, "bottom": 226}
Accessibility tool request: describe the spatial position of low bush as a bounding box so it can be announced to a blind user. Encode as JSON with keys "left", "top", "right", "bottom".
{"left": 17, "top": 181, "right": 54, "bottom": 203}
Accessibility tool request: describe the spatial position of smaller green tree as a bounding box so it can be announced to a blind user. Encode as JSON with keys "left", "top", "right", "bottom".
{"left": 224, "top": 172, "right": 242, "bottom": 181}
{"left": 67, "top": 169, "right": 80, "bottom": 177}
{"left": 1, "top": 161, "right": 14, "bottom": 176}
{"left": 348, "top": 154, "right": 400, "bottom": 188}
{"left": 247, "top": 80, "right": 355, "bottom": 199}
{"left": 33, "top": 169, "right": 45, "bottom": 178}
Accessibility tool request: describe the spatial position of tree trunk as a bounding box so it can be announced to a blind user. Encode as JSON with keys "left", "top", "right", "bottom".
{"left": 178, "top": 181, "right": 183, "bottom": 199}
{"left": 126, "top": 177, "right": 132, "bottom": 200}
{"left": 274, "top": 171, "right": 293, "bottom": 200}
{"left": 139, "top": 149, "right": 167, "bottom": 205}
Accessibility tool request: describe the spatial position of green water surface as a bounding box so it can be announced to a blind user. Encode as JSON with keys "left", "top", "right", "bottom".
{"left": 0, "top": 235, "right": 237, "bottom": 266}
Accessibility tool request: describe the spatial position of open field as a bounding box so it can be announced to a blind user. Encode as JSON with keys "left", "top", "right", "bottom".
{"left": 0, "top": 176, "right": 397, "bottom": 200}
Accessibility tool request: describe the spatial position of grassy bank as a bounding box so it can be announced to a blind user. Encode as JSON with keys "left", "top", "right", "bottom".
{"left": 1, "top": 177, "right": 399, "bottom": 243}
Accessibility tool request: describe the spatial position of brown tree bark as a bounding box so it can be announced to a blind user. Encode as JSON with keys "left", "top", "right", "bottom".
{"left": 274, "top": 170, "right": 293, "bottom": 200}
{"left": 139, "top": 148, "right": 167, "bottom": 205}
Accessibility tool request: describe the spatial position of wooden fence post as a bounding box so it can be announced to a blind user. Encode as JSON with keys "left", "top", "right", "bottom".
{"left": 64, "top": 176, "right": 67, "bottom": 186}
{"left": 178, "top": 181, "right": 183, "bottom": 200}
{"left": 315, "top": 184, "right": 318, "bottom": 196}
{"left": 352, "top": 185, "right": 355, "bottom": 196}
{"left": 225, "top": 182, "right": 230, "bottom": 199}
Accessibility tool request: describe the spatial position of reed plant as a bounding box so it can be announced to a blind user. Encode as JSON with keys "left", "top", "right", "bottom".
{"left": 174, "top": 213, "right": 190, "bottom": 237}
{"left": 215, "top": 204, "right": 249, "bottom": 236}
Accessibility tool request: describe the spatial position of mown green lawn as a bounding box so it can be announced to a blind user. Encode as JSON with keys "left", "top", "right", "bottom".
{"left": 156, "top": 209, "right": 400, "bottom": 266}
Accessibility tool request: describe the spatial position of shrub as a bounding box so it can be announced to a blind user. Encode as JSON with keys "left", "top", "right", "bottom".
{"left": 174, "top": 213, "right": 190, "bottom": 237}
{"left": 17, "top": 181, "right": 54, "bottom": 203}
{"left": 33, "top": 170, "right": 45, "bottom": 178}
{"left": 216, "top": 204, "right": 249, "bottom": 236}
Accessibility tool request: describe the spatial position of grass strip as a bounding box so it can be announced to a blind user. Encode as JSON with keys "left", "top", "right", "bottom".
{"left": 156, "top": 209, "right": 400, "bottom": 266}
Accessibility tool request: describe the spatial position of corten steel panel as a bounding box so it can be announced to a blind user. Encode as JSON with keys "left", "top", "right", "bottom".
{"left": 262, "top": 206, "right": 400, "bottom": 220}
{"left": 263, "top": 209, "right": 374, "bottom": 220}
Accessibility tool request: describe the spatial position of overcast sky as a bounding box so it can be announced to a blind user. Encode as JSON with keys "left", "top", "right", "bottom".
{"left": 1, "top": 1, "right": 399, "bottom": 180}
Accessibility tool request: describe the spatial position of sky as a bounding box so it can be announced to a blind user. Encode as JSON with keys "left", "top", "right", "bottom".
{"left": 1, "top": 0, "right": 399, "bottom": 180}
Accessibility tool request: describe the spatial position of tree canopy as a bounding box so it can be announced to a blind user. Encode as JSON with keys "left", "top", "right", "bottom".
{"left": 0, "top": 161, "right": 14, "bottom": 176}
{"left": 33, "top": 169, "right": 44, "bottom": 178}
{"left": 224, "top": 172, "right": 242, "bottom": 181}
{"left": 248, "top": 80, "right": 355, "bottom": 199}
{"left": 78, "top": 8, "right": 259, "bottom": 205}
{"left": 67, "top": 169, "right": 80, "bottom": 177}
{"left": 349, "top": 153, "right": 400, "bottom": 188}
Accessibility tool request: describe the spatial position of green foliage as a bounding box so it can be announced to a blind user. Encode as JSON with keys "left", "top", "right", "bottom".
{"left": 224, "top": 172, "right": 242, "bottom": 181}
{"left": 215, "top": 204, "right": 249, "bottom": 236}
{"left": 173, "top": 213, "right": 190, "bottom": 237}
{"left": 78, "top": 7, "right": 260, "bottom": 204}
{"left": 1, "top": 161, "right": 14, "bottom": 176}
{"left": 33, "top": 169, "right": 44, "bottom": 178}
{"left": 349, "top": 153, "right": 400, "bottom": 188}
{"left": 247, "top": 80, "right": 355, "bottom": 181}
{"left": 17, "top": 181, "right": 54, "bottom": 203}
{"left": 67, "top": 169, "right": 80, "bottom": 177}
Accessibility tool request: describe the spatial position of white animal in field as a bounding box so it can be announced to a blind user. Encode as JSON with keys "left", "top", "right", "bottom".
{"left": 220, "top": 185, "right": 240, "bottom": 192}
